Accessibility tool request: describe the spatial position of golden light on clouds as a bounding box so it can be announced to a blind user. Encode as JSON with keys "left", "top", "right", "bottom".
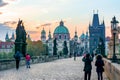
{"left": 0, "top": 0, "right": 119, "bottom": 41}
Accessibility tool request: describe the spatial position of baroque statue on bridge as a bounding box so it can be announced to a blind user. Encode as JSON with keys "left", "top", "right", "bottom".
{"left": 15, "top": 19, "right": 27, "bottom": 57}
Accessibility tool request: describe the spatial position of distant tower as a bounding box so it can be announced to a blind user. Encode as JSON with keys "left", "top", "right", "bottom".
{"left": 74, "top": 27, "right": 78, "bottom": 42}
{"left": 89, "top": 11, "right": 105, "bottom": 54}
{"left": 85, "top": 31, "right": 89, "bottom": 53}
{"left": 48, "top": 29, "right": 52, "bottom": 40}
{"left": 54, "top": 20, "right": 70, "bottom": 40}
{"left": 41, "top": 28, "right": 46, "bottom": 43}
{"left": 27, "top": 34, "right": 31, "bottom": 41}
{"left": 5, "top": 32, "right": 9, "bottom": 42}
{"left": 11, "top": 32, "right": 15, "bottom": 42}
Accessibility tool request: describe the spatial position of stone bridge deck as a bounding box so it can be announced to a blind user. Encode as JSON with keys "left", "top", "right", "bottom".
{"left": 0, "top": 57, "right": 109, "bottom": 80}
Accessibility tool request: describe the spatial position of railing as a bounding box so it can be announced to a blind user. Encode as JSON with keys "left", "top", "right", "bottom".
{"left": 0, "top": 55, "right": 67, "bottom": 71}
{"left": 104, "top": 58, "right": 120, "bottom": 80}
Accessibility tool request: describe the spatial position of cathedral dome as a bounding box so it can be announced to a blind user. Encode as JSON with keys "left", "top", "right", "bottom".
{"left": 54, "top": 21, "right": 69, "bottom": 34}
{"left": 80, "top": 33, "right": 86, "bottom": 39}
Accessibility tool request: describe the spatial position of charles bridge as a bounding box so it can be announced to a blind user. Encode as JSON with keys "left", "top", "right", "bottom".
{"left": 0, "top": 56, "right": 120, "bottom": 80}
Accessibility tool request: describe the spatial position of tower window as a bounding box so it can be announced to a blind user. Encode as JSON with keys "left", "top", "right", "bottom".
{"left": 65, "top": 35, "right": 66, "bottom": 39}
{"left": 59, "top": 35, "right": 61, "bottom": 39}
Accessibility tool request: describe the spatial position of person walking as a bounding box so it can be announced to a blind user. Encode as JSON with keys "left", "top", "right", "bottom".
{"left": 95, "top": 54, "right": 104, "bottom": 80}
{"left": 74, "top": 52, "right": 77, "bottom": 61}
{"left": 14, "top": 51, "right": 21, "bottom": 70}
{"left": 82, "top": 53, "right": 93, "bottom": 80}
{"left": 25, "top": 53, "right": 31, "bottom": 68}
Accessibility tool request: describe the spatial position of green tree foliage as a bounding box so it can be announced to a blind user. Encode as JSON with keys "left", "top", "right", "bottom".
{"left": 0, "top": 46, "right": 15, "bottom": 59}
{"left": 53, "top": 38, "right": 57, "bottom": 55}
{"left": 26, "top": 40, "right": 46, "bottom": 57}
{"left": 63, "top": 41, "right": 68, "bottom": 55}
{"left": 0, "top": 52, "right": 14, "bottom": 59}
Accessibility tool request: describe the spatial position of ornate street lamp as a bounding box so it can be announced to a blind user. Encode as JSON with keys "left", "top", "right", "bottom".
{"left": 111, "top": 16, "right": 119, "bottom": 62}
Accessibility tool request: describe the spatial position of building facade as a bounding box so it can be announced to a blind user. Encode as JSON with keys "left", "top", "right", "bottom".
{"left": 41, "top": 21, "right": 70, "bottom": 55}
{"left": 89, "top": 13, "right": 105, "bottom": 54}
{"left": 0, "top": 42, "right": 14, "bottom": 53}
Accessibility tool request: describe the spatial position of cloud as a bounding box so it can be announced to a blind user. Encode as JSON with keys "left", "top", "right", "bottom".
{"left": 3, "top": 21, "right": 17, "bottom": 29}
{"left": 0, "top": 0, "right": 18, "bottom": 7}
{"left": 3, "top": 21, "right": 17, "bottom": 25}
{"left": 0, "top": 23, "right": 14, "bottom": 41}
{"left": 36, "top": 23, "right": 52, "bottom": 29}
{"left": 0, "top": 0, "right": 8, "bottom": 7}
{"left": 41, "top": 23, "right": 51, "bottom": 27}
{"left": 0, "top": 12, "right": 2, "bottom": 14}
{"left": 27, "top": 30, "right": 38, "bottom": 34}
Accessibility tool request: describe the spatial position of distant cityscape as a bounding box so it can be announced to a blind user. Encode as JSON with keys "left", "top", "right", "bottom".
{"left": 0, "top": 12, "right": 112, "bottom": 57}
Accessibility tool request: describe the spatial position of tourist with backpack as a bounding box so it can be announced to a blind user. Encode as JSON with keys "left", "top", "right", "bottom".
{"left": 95, "top": 54, "right": 104, "bottom": 80}
{"left": 82, "top": 53, "right": 93, "bottom": 80}
{"left": 25, "top": 53, "right": 31, "bottom": 68}
{"left": 14, "top": 51, "right": 21, "bottom": 70}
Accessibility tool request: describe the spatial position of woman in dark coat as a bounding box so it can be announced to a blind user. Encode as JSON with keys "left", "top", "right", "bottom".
{"left": 82, "top": 54, "right": 93, "bottom": 80}
{"left": 95, "top": 54, "right": 104, "bottom": 80}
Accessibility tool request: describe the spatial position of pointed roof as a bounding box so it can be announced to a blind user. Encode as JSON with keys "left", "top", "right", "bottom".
{"left": 27, "top": 34, "right": 31, "bottom": 40}
{"left": 5, "top": 32, "right": 9, "bottom": 40}
{"left": 48, "top": 30, "right": 52, "bottom": 39}
{"left": 60, "top": 20, "right": 64, "bottom": 26}
{"left": 92, "top": 13, "right": 99, "bottom": 27}
{"left": 41, "top": 28, "right": 46, "bottom": 34}
{"left": 11, "top": 32, "right": 15, "bottom": 39}
{"left": 80, "top": 33, "right": 86, "bottom": 39}
{"left": 74, "top": 26, "right": 78, "bottom": 38}
{"left": 102, "top": 19, "right": 105, "bottom": 26}
{"left": 86, "top": 31, "right": 89, "bottom": 39}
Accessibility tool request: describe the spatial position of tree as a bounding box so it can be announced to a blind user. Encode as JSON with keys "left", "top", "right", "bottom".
{"left": 63, "top": 41, "right": 68, "bottom": 55}
{"left": 26, "top": 40, "right": 46, "bottom": 57}
{"left": 53, "top": 38, "right": 57, "bottom": 55}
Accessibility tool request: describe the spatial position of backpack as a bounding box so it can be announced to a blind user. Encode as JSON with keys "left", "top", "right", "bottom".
{"left": 14, "top": 52, "right": 20, "bottom": 60}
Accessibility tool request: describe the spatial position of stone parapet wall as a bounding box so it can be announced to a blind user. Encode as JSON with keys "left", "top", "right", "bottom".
{"left": 104, "top": 58, "right": 120, "bottom": 80}
{"left": 0, "top": 56, "right": 64, "bottom": 71}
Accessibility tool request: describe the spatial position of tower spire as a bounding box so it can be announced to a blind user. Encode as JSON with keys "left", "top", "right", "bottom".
{"left": 93, "top": 10, "right": 95, "bottom": 14}
{"left": 48, "top": 29, "right": 52, "bottom": 40}
{"left": 75, "top": 26, "right": 77, "bottom": 33}
{"left": 5, "top": 32, "right": 9, "bottom": 42}
{"left": 92, "top": 10, "right": 99, "bottom": 27}
{"left": 60, "top": 20, "right": 64, "bottom": 26}
{"left": 97, "top": 10, "right": 98, "bottom": 14}
{"left": 74, "top": 26, "right": 78, "bottom": 41}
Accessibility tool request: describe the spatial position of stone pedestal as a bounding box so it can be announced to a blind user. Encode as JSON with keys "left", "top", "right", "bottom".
{"left": 108, "top": 37, "right": 120, "bottom": 59}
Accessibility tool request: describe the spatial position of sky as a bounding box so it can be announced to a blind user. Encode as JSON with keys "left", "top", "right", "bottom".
{"left": 0, "top": 0, "right": 120, "bottom": 41}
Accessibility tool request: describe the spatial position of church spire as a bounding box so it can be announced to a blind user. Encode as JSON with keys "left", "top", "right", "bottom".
{"left": 75, "top": 26, "right": 77, "bottom": 35}
{"left": 60, "top": 20, "right": 64, "bottom": 26}
{"left": 27, "top": 34, "right": 31, "bottom": 41}
{"left": 5, "top": 32, "right": 9, "bottom": 42}
{"left": 41, "top": 27, "right": 46, "bottom": 43}
{"left": 74, "top": 26, "right": 78, "bottom": 41}
{"left": 12, "top": 32, "right": 15, "bottom": 39}
{"left": 92, "top": 11, "right": 100, "bottom": 27}
{"left": 48, "top": 29, "right": 52, "bottom": 40}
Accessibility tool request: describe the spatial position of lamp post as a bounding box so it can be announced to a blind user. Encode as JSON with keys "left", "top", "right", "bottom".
{"left": 111, "top": 16, "right": 119, "bottom": 62}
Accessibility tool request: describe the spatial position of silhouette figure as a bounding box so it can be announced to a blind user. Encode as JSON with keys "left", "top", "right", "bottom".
{"left": 82, "top": 54, "right": 93, "bottom": 80}
{"left": 14, "top": 51, "right": 21, "bottom": 70}
{"left": 74, "top": 52, "right": 77, "bottom": 61}
{"left": 95, "top": 54, "right": 104, "bottom": 80}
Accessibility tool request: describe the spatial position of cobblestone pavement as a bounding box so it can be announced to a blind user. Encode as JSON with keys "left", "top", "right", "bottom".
{"left": 0, "top": 57, "right": 109, "bottom": 80}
